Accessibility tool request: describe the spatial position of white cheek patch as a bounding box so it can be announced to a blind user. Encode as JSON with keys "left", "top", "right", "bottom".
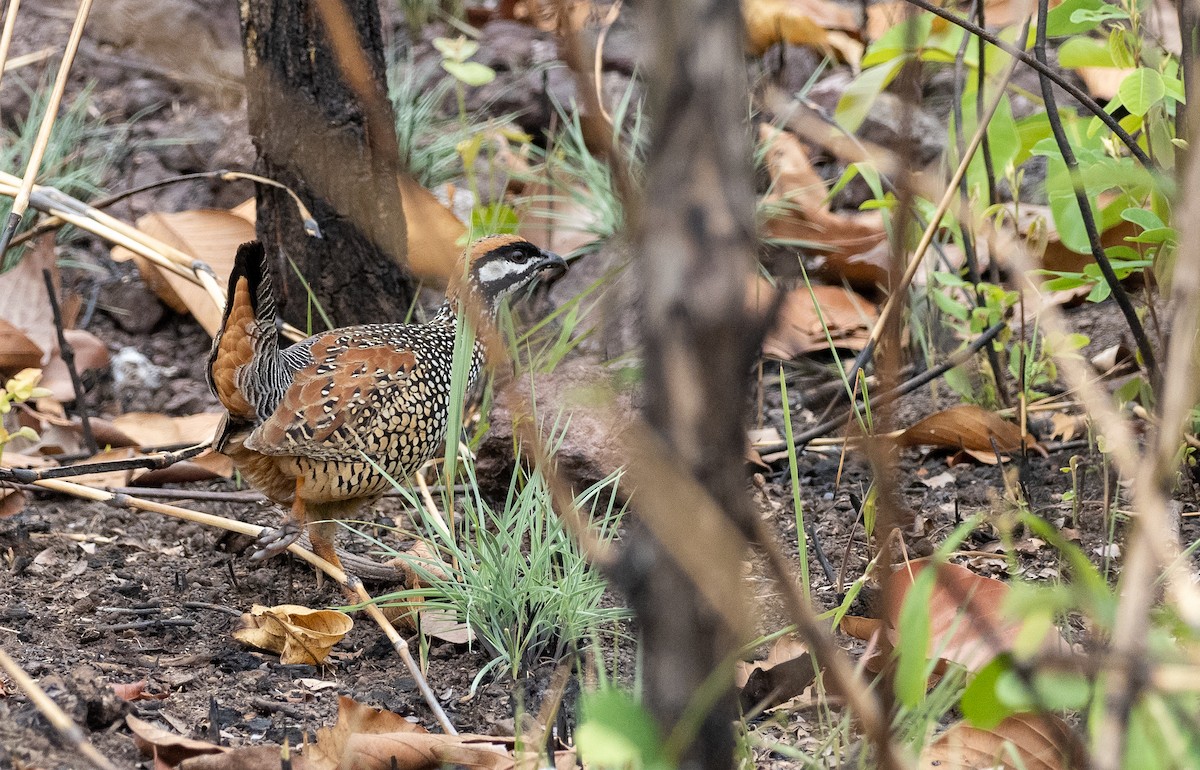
{"left": 477, "top": 259, "right": 524, "bottom": 285}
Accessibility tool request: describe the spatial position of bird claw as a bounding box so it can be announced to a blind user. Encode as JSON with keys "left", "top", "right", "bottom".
{"left": 250, "top": 521, "right": 303, "bottom": 561}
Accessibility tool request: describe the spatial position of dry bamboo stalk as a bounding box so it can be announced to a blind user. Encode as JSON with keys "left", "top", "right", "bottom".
{"left": 0, "top": 172, "right": 306, "bottom": 343}
{"left": 0, "top": 0, "right": 92, "bottom": 258}
{"left": 0, "top": 0, "right": 24, "bottom": 97}
{"left": 0, "top": 647, "right": 119, "bottom": 770}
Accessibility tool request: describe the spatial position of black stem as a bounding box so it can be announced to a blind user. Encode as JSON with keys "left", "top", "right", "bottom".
{"left": 795, "top": 320, "right": 1007, "bottom": 447}
{"left": 902, "top": 0, "right": 1154, "bottom": 168}
{"left": 0, "top": 442, "right": 208, "bottom": 484}
{"left": 951, "top": 4, "right": 1010, "bottom": 407}
{"left": 1032, "top": 0, "right": 1160, "bottom": 388}
{"left": 42, "top": 269, "right": 98, "bottom": 456}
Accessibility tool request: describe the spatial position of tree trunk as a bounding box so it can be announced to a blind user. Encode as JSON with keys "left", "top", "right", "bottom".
{"left": 619, "top": 1, "right": 760, "bottom": 769}
{"left": 239, "top": 0, "right": 415, "bottom": 329}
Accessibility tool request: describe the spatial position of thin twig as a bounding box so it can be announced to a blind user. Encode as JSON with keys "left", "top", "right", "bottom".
{"left": 0, "top": 0, "right": 92, "bottom": 259}
{"left": 0, "top": 443, "right": 209, "bottom": 483}
{"left": 1031, "top": 0, "right": 1159, "bottom": 388}
{"left": 0, "top": 647, "right": 119, "bottom": 770}
{"left": 10, "top": 170, "right": 319, "bottom": 249}
{"left": 901, "top": 0, "right": 1153, "bottom": 167}
{"left": 793, "top": 320, "right": 1006, "bottom": 447}
{"left": 950, "top": 6, "right": 1010, "bottom": 407}
{"left": 41, "top": 269, "right": 97, "bottom": 455}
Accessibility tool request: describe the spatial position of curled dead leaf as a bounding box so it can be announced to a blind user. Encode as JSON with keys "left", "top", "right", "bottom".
{"left": 111, "top": 208, "right": 251, "bottom": 336}
{"left": 735, "top": 636, "right": 816, "bottom": 712}
{"left": 919, "top": 713, "right": 1085, "bottom": 770}
{"left": 233, "top": 604, "right": 353, "bottom": 665}
{"left": 386, "top": 541, "right": 475, "bottom": 644}
{"left": 0, "top": 318, "right": 45, "bottom": 371}
{"left": 885, "top": 560, "right": 1068, "bottom": 672}
{"left": 743, "top": 0, "right": 859, "bottom": 57}
{"left": 899, "top": 405, "right": 1041, "bottom": 456}
{"left": 758, "top": 127, "right": 888, "bottom": 265}
{"left": 112, "top": 412, "right": 223, "bottom": 448}
{"left": 127, "top": 715, "right": 228, "bottom": 767}
{"left": 0, "top": 488, "right": 27, "bottom": 519}
{"left": 752, "top": 277, "right": 877, "bottom": 358}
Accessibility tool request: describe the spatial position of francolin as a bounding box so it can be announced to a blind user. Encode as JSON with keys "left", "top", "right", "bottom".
{"left": 207, "top": 236, "right": 566, "bottom": 590}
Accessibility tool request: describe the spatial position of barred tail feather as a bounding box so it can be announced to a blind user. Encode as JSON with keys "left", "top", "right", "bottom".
{"left": 207, "top": 241, "right": 279, "bottom": 419}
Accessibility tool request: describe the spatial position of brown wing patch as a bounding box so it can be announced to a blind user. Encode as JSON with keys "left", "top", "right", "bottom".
{"left": 210, "top": 277, "right": 257, "bottom": 418}
{"left": 247, "top": 332, "right": 419, "bottom": 457}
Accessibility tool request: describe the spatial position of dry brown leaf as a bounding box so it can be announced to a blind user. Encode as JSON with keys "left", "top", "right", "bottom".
{"left": 0, "top": 319, "right": 44, "bottom": 371}
{"left": 233, "top": 604, "right": 353, "bottom": 665}
{"left": 736, "top": 636, "right": 816, "bottom": 712}
{"left": 127, "top": 715, "right": 229, "bottom": 767}
{"left": 898, "top": 405, "right": 1038, "bottom": 455}
{"left": 179, "top": 746, "right": 314, "bottom": 769}
{"left": 111, "top": 412, "right": 223, "bottom": 447}
{"left": 759, "top": 128, "right": 887, "bottom": 262}
{"left": 135, "top": 454, "right": 231, "bottom": 486}
{"left": 38, "top": 329, "right": 111, "bottom": 401}
{"left": 308, "top": 696, "right": 429, "bottom": 769}
{"left": 752, "top": 277, "right": 877, "bottom": 358}
{"left": 0, "top": 236, "right": 57, "bottom": 368}
{"left": 0, "top": 488, "right": 26, "bottom": 519}
{"left": 885, "top": 560, "right": 1067, "bottom": 672}
{"left": 919, "top": 713, "right": 1085, "bottom": 770}
{"left": 1049, "top": 412, "right": 1087, "bottom": 443}
{"left": 111, "top": 209, "right": 251, "bottom": 336}
{"left": 984, "top": 202, "right": 1141, "bottom": 275}
{"left": 341, "top": 733, "right": 514, "bottom": 770}
{"left": 810, "top": 238, "right": 892, "bottom": 290}
{"left": 743, "top": 0, "right": 859, "bottom": 56}
{"left": 388, "top": 542, "right": 476, "bottom": 644}
{"left": 840, "top": 615, "right": 884, "bottom": 642}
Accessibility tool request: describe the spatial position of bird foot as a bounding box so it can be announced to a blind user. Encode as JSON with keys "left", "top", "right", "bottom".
{"left": 249, "top": 520, "right": 303, "bottom": 562}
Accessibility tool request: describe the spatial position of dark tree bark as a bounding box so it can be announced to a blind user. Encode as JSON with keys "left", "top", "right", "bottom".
{"left": 240, "top": 0, "right": 416, "bottom": 329}
{"left": 617, "top": 2, "right": 760, "bottom": 769}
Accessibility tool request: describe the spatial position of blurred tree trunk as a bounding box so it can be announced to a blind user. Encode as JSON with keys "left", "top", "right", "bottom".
{"left": 240, "top": 0, "right": 415, "bottom": 329}
{"left": 619, "top": 1, "right": 760, "bottom": 769}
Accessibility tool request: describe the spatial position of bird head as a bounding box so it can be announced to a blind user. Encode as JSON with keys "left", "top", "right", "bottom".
{"left": 449, "top": 234, "right": 567, "bottom": 316}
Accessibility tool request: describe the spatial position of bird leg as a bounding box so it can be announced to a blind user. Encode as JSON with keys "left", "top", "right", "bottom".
{"left": 250, "top": 479, "right": 306, "bottom": 562}
{"left": 307, "top": 517, "right": 362, "bottom": 602}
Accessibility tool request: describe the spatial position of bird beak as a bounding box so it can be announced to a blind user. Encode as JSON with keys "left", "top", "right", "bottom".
{"left": 534, "top": 250, "right": 568, "bottom": 282}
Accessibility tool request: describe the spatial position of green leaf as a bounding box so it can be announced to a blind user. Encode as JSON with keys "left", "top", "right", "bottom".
{"left": 961, "top": 656, "right": 1017, "bottom": 729}
{"left": 1070, "top": 5, "right": 1131, "bottom": 25}
{"left": 470, "top": 202, "right": 520, "bottom": 235}
{"left": 1118, "top": 68, "right": 1165, "bottom": 116}
{"left": 894, "top": 568, "right": 936, "bottom": 707}
{"left": 995, "top": 669, "right": 1092, "bottom": 711}
{"left": 862, "top": 14, "right": 932, "bottom": 67}
{"left": 1121, "top": 207, "right": 1165, "bottom": 230}
{"left": 441, "top": 60, "right": 496, "bottom": 87}
{"left": 1057, "top": 36, "right": 1118, "bottom": 68}
{"left": 836, "top": 58, "right": 905, "bottom": 133}
{"left": 577, "top": 688, "right": 665, "bottom": 769}
{"left": 432, "top": 36, "right": 479, "bottom": 62}
{"left": 1046, "top": 0, "right": 1111, "bottom": 35}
